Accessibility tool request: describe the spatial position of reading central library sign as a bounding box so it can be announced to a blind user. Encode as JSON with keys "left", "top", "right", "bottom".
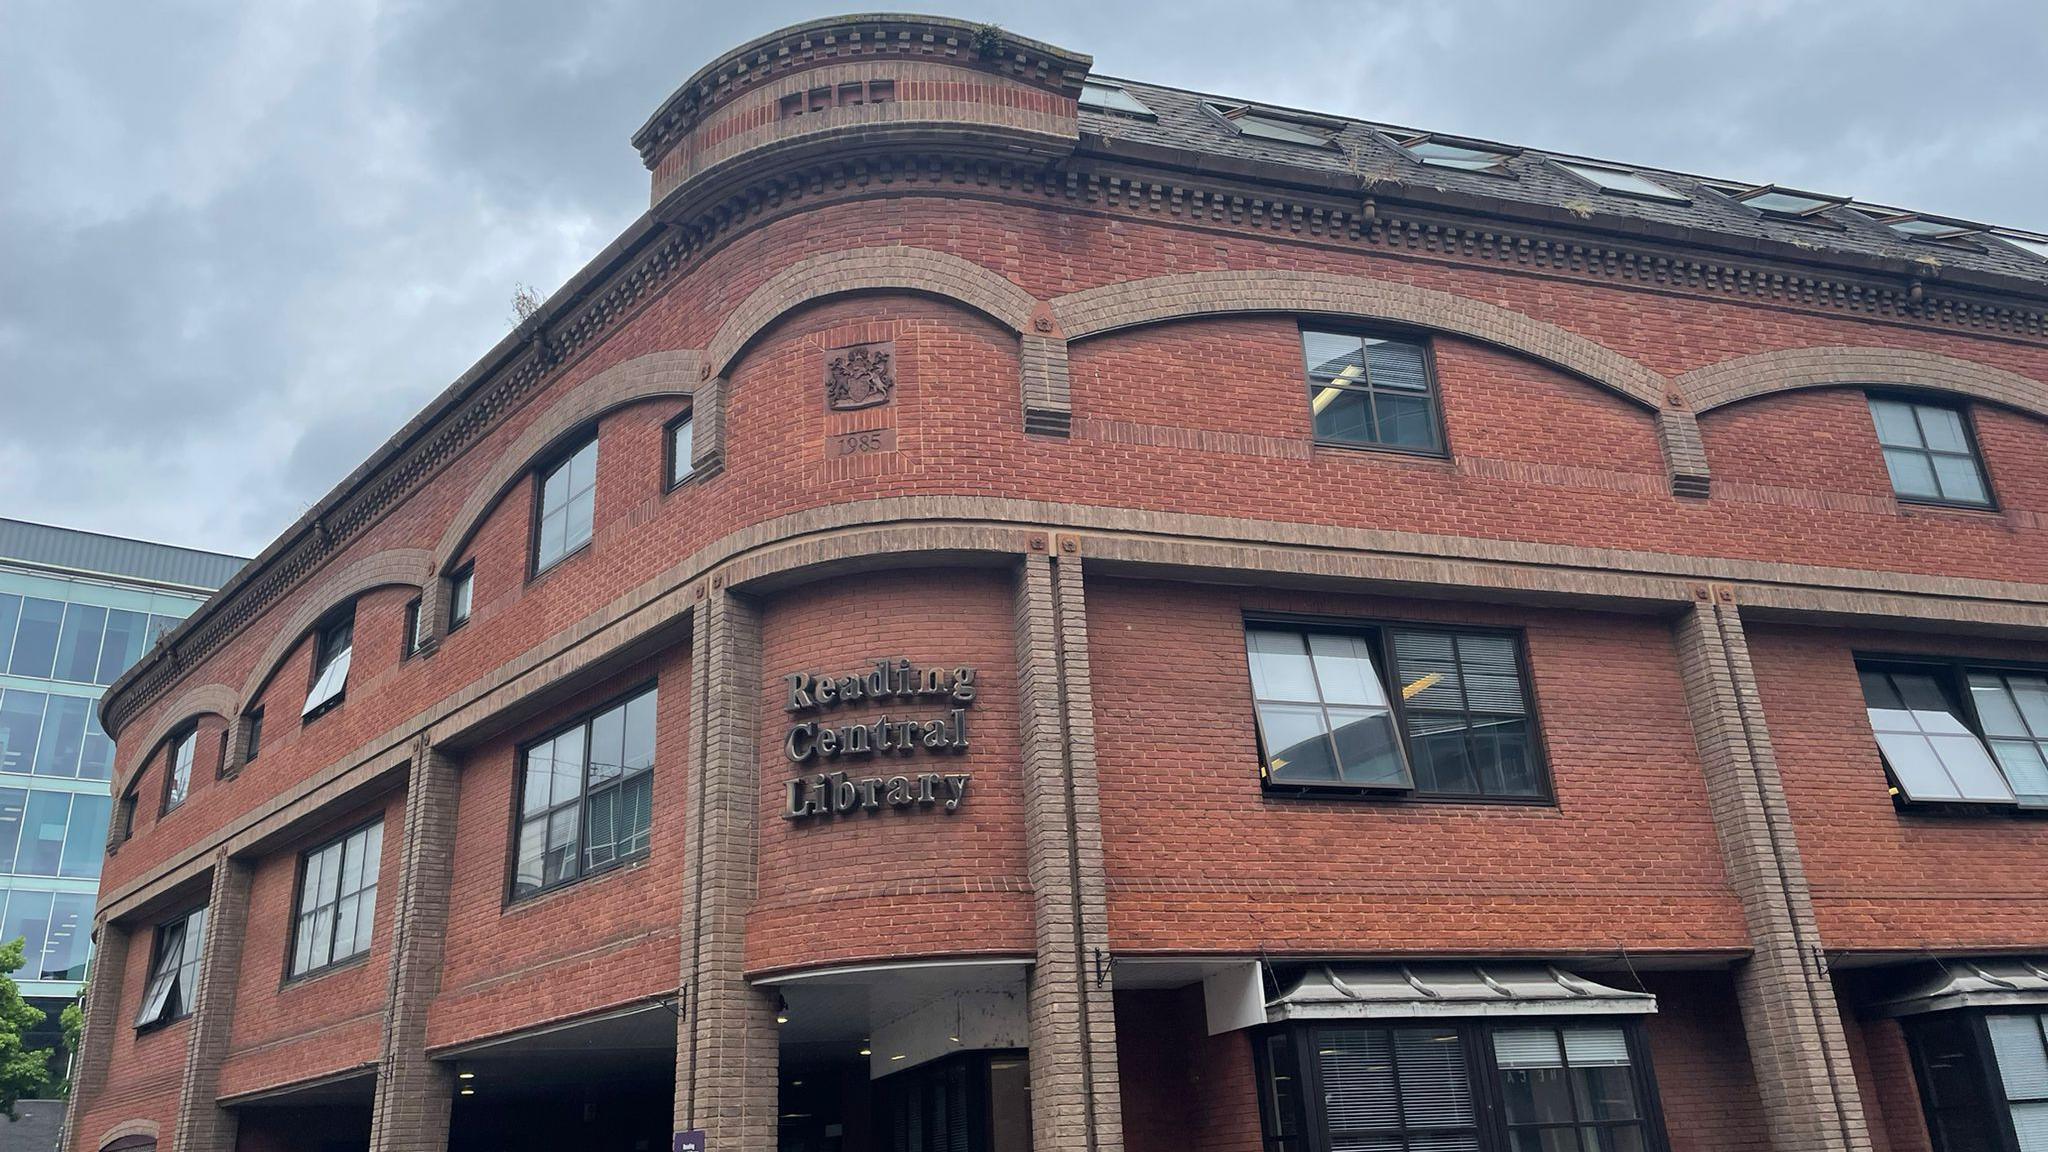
{"left": 781, "top": 658, "right": 974, "bottom": 821}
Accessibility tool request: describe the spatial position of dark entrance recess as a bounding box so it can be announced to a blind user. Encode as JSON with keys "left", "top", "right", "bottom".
{"left": 780, "top": 1050, "right": 1031, "bottom": 1152}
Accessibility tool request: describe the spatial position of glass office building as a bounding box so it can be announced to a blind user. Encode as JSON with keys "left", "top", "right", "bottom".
{"left": 0, "top": 518, "right": 242, "bottom": 1017}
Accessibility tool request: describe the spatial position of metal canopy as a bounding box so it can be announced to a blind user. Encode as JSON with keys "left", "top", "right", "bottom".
{"left": 1865, "top": 959, "right": 2048, "bottom": 1018}
{"left": 1267, "top": 963, "right": 1657, "bottom": 1022}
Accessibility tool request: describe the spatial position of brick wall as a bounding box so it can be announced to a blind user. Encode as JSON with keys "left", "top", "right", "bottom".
{"left": 1112, "top": 987, "right": 1262, "bottom": 1152}
{"left": 1639, "top": 970, "right": 1773, "bottom": 1151}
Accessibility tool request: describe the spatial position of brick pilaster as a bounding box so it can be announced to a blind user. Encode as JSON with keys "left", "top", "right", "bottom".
{"left": 1013, "top": 549, "right": 1123, "bottom": 1152}
{"left": 171, "top": 853, "right": 254, "bottom": 1152}
{"left": 367, "top": 739, "right": 462, "bottom": 1152}
{"left": 60, "top": 918, "right": 130, "bottom": 1152}
{"left": 1674, "top": 590, "right": 1870, "bottom": 1152}
{"left": 675, "top": 590, "right": 776, "bottom": 1147}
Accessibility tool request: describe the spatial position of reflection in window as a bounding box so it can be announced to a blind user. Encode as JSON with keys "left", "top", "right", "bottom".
{"left": 1392, "top": 631, "right": 1538, "bottom": 798}
{"left": 668, "top": 413, "right": 696, "bottom": 488}
{"left": 1246, "top": 628, "right": 1409, "bottom": 789}
{"left": 291, "top": 821, "right": 382, "bottom": 977}
{"left": 1869, "top": 396, "right": 1990, "bottom": 507}
{"left": 163, "top": 729, "right": 196, "bottom": 813}
{"left": 449, "top": 565, "right": 474, "bottom": 630}
{"left": 0, "top": 690, "right": 45, "bottom": 774}
{"left": 512, "top": 686, "right": 657, "bottom": 899}
{"left": 1858, "top": 664, "right": 2042, "bottom": 806}
{"left": 135, "top": 907, "right": 206, "bottom": 1028}
{"left": 534, "top": 437, "right": 598, "bottom": 573}
{"left": 8, "top": 598, "right": 64, "bottom": 679}
{"left": 1302, "top": 330, "right": 1443, "bottom": 454}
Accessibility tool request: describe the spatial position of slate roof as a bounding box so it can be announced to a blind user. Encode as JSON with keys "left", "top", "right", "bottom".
{"left": 1077, "top": 76, "right": 2048, "bottom": 291}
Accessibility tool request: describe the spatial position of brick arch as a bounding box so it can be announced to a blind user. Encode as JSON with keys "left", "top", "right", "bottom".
{"left": 114, "top": 682, "right": 239, "bottom": 803}
{"left": 96, "top": 1118, "right": 159, "bottom": 1150}
{"left": 701, "top": 246, "right": 1072, "bottom": 435}
{"left": 430, "top": 349, "right": 703, "bottom": 585}
{"left": 1677, "top": 346, "right": 2048, "bottom": 420}
{"left": 1046, "top": 269, "right": 1713, "bottom": 494}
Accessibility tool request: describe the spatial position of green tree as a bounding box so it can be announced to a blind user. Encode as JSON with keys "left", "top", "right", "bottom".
{"left": 0, "top": 938, "right": 52, "bottom": 1119}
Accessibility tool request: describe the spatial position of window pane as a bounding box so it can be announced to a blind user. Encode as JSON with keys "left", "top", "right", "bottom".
{"left": 585, "top": 786, "right": 619, "bottom": 869}
{"left": 544, "top": 807, "right": 579, "bottom": 886}
{"left": 1307, "top": 634, "right": 1389, "bottom": 707}
{"left": 588, "top": 705, "right": 625, "bottom": 788}
{"left": 97, "top": 609, "right": 149, "bottom": 684}
{"left": 330, "top": 894, "right": 360, "bottom": 960}
{"left": 1973, "top": 676, "right": 2030, "bottom": 736}
{"left": 1882, "top": 448, "right": 1941, "bottom": 499}
{"left": 451, "top": 570, "right": 474, "bottom": 623}
{"left": 522, "top": 741, "right": 557, "bottom": 816}
{"left": 60, "top": 793, "right": 110, "bottom": 878}
{"left": 78, "top": 710, "right": 114, "bottom": 781}
{"left": 1495, "top": 1028, "right": 1565, "bottom": 1068}
{"left": 1395, "top": 1027, "right": 1475, "bottom": 1125}
{"left": 1931, "top": 454, "right": 1988, "bottom": 504}
{"left": 53, "top": 605, "right": 107, "bottom": 682}
{"left": 513, "top": 817, "right": 547, "bottom": 896}
{"left": 1990, "top": 1015, "right": 2048, "bottom": 1100}
{"left": 618, "top": 771, "right": 653, "bottom": 858}
{"left": 671, "top": 417, "right": 695, "bottom": 485}
{"left": 1303, "top": 331, "right": 1365, "bottom": 379}
{"left": 0, "top": 595, "right": 17, "bottom": 670}
{"left": 564, "top": 487, "right": 595, "bottom": 553}
{"left": 551, "top": 731, "right": 585, "bottom": 805}
{"left": 1247, "top": 630, "right": 1320, "bottom": 702}
{"left": 1456, "top": 635, "right": 1527, "bottom": 713}
{"left": 1312, "top": 386, "right": 1376, "bottom": 444}
{"left": 1916, "top": 405, "right": 1970, "bottom": 452}
{"left": 9, "top": 598, "right": 64, "bottom": 679}
{"left": 0, "top": 891, "right": 53, "bottom": 973}
{"left": 0, "top": 691, "right": 42, "bottom": 775}
{"left": 1257, "top": 704, "right": 1339, "bottom": 782}
{"left": 1374, "top": 392, "right": 1436, "bottom": 450}
{"left": 622, "top": 690, "right": 657, "bottom": 774}
{"left": 1931, "top": 733, "right": 2019, "bottom": 800}
{"left": 359, "top": 823, "right": 383, "bottom": 890}
{"left": 34, "top": 695, "right": 88, "bottom": 778}
{"left": 40, "top": 893, "right": 91, "bottom": 981}
{"left": 17, "top": 791, "right": 69, "bottom": 875}
{"left": 0, "top": 789, "right": 24, "bottom": 871}
{"left": 1869, "top": 398, "right": 1923, "bottom": 447}
{"left": 1992, "top": 742, "right": 2048, "bottom": 800}
{"left": 293, "top": 912, "right": 317, "bottom": 975}
{"left": 1317, "top": 1030, "right": 1399, "bottom": 1130}
{"left": 2013, "top": 1103, "right": 2048, "bottom": 1151}
{"left": 1410, "top": 720, "right": 1478, "bottom": 794}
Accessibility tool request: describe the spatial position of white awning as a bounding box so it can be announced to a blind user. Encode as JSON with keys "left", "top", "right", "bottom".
{"left": 1267, "top": 963, "right": 1656, "bottom": 1022}
{"left": 1865, "top": 959, "right": 2048, "bottom": 1018}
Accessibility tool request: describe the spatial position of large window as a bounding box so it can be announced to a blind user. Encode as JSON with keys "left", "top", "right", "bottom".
{"left": 1258, "top": 1020, "right": 1665, "bottom": 1152}
{"left": 290, "top": 821, "right": 382, "bottom": 978}
{"left": 302, "top": 613, "right": 354, "bottom": 720}
{"left": 512, "top": 685, "right": 657, "bottom": 900}
{"left": 161, "top": 727, "right": 196, "bottom": 814}
{"left": 1869, "top": 396, "right": 1991, "bottom": 508}
{"left": 1905, "top": 1011, "right": 2048, "bottom": 1152}
{"left": 0, "top": 890, "right": 93, "bottom": 983}
{"left": 1302, "top": 330, "right": 1444, "bottom": 454}
{"left": 1246, "top": 622, "right": 1545, "bottom": 800}
{"left": 533, "top": 436, "right": 598, "bottom": 573}
{"left": 0, "top": 688, "right": 115, "bottom": 780}
{"left": 0, "top": 787, "right": 112, "bottom": 878}
{"left": 0, "top": 594, "right": 179, "bottom": 686}
{"left": 1858, "top": 659, "right": 2048, "bottom": 808}
{"left": 134, "top": 906, "right": 206, "bottom": 1029}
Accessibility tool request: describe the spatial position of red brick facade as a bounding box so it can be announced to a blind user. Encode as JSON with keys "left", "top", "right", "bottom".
{"left": 70, "top": 14, "right": 2048, "bottom": 1152}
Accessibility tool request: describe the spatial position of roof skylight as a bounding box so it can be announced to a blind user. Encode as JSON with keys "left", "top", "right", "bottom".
{"left": 1719, "top": 184, "right": 1847, "bottom": 219}
{"left": 1205, "top": 101, "right": 1339, "bottom": 147}
{"left": 1553, "top": 160, "right": 1686, "bottom": 202}
{"left": 1392, "top": 132, "right": 1514, "bottom": 173}
{"left": 1080, "top": 81, "right": 1155, "bottom": 119}
{"left": 1993, "top": 232, "right": 2048, "bottom": 262}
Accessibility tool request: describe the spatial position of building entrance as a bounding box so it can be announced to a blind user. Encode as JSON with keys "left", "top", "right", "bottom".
{"left": 779, "top": 1050, "right": 1030, "bottom": 1152}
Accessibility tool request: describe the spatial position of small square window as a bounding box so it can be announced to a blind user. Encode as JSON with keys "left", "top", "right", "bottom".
{"left": 449, "top": 566, "right": 475, "bottom": 630}
{"left": 1994, "top": 231, "right": 2048, "bottom": 262}
{"left": 1079, "top": 81, "right": 1155, "bottom": 119}
{"left": 1302, "top": 329, "right": 1444, "bottom": 454}
{"left": 134, "top": 906, "right": 206, "bottom": 1029}
{"left": 290, "top": 821, "right": 383, "bottom": 978}
{"left": 534, "top": 437, "right": 598, "bottom": 574}
{"left": 1867, "top": 395, "right": 1992, "bottom": 508}
{"left": 667, "top": 412, "right": 696, "bottom": 489}
{"left": 778, "top": 92, "right": 805, "bottom": 119}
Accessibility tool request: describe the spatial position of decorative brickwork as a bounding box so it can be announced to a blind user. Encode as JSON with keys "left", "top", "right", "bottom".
{"left": 1679, "top": 344, "right": 2048, "bottom": 417}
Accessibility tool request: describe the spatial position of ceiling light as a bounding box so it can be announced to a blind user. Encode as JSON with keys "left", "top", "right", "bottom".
{"left": 775, "top": 994, "right": 789, "bottom": 1025}
{"left": 457, "top": 1071, "right": 474, "bottom": 1080}
{"left": 459, "top": 1087, "right": 474, "bottom": 1096}
{"left": 890, "top": 1054, "right": 907, "bottom": 1061}
{"left": 858, "top": 1039, "right": 872, "bottom": 1057}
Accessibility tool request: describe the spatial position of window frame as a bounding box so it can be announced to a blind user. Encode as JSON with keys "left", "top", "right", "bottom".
{"left": 1387, "top": 130, "right": 1520, "bottom": 176}
{"left": 1903, "top": 1010, "right": 2044, "bottom": 1152}
{"left": 402, "top": 596, "right": 424, "bottom": 659}
{"left": 1856, "top": 652, "right": 2048, "bottom": 814}
{"left": 1866, "top": 391, "right": 1997, "bottom": 511}
{"left": 302, "top": 610, "right": 355, "bottom": 722}
{"left": 134, "top": 905, "right": 206, "bottom": 1033}
{"left": 529, "top": 432, "right": 600, "bottom": 579}
{"left": 664, "top": 408, "right": 698, "bottom": 492}
{"left": 160, "top": 724, "right": 197, "bottom": 816}
{"left": 504, "top": 681, "right": 660, "bottom": 904}
{"left": 1245, "top": 613, "right": 1554, "bottom": 806}
{"left": 241, "top": 708, "right": 264, "bottom": 765}
{"left": 447, "top": 563, "right": 475, "bottom": 631}
{"left": 1255, "top": 1016, "right": 1671, "bottom": 1152}
{"left": 284, "top": 817, "right": 384, "bottom": 983}
{"left": 1299, "top": 325, "right": 1451, "bottom": 459}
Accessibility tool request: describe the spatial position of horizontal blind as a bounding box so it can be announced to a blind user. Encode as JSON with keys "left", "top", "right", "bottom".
{"left": 1992, "top": 1014, "right": 2048, "bottom": 1101}
{"left": 1563, "top": 1027, "right": 1631, "bottom": 1067}
{"left": 1491, "top": 1028, "right": 1563, "bottom": 1069}
{"left": 1318, "top": 1029, "right": 1399, "bottom": 1129}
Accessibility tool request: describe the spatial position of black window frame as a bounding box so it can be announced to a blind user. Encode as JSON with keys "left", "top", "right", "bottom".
{"left": 447, "top": 563, "right": 475, "bottom": 631}
{"left": 159, "top": 724, "right": 197, "bottom": 816}
{"left": 1855, "top": 652, "right": 2048, "bottom": 815}
{"left": 1903, "top": 1009, "right": 2048, "bottom": 1152}
{"left": 285, "top": 817, "right": 384, "bottom": 982}
{"left": 506, "top": 681, "right": 659, "bottom": 904}
{"left": 1866, "top": 391, "right": 1997, "bottom": 511}
{"left": 1254, "top": 1016, "right": 1671, "bottom": 1152}
{"left": 1300, "top": 325, "right": 1450, "bottom": 458}
{"left": 134, "top": 905, "right": 206, "bottom": 1032}
{"left": 1245, "top": 614, "right": 1553, "bottom": 805}
{"left": 302, "top": 610, "right": 355, "bottom": 722}
{"left": 241, "top": 708, "right": 264, "bottom": 765}
{"left": 664, "top": 408, "right": 698, "bottom": 492}
{"left": 529, "top": 433, "right": 600, "bottom": 578}
{"left": 402, "top": 596, "right": 424, "bottom": 659}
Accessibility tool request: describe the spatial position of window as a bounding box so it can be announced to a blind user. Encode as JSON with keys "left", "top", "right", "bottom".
{"left": 448, "top": 565, "right": 474, "bottom": 630}
{"left": 162, "top": 728, "right": 196, "bottom": 814}
{"left": 0, "top": 788, "right": 111, "bottom": 879}
{"left": 1905, "top": 1011, "right": 2048, "bottom": 1152}
{"left": 1079, "top": 80, "right": 1155, "bottom": 119}
{"left": 1205, "top": 101, "right": 1339, "bottom": 147}
{"left": 7, "top": 598, "right": 63, "bottom": 679}
{"left": 667, "top": 412, "right": 696, "bottom": 489}
{"left": 1858, "top": 208, "right": 1985, "bottom": 244}
{"left": 135, "top": 906, "right": 206, "bottom": 1029}
{"left": 290, "top": 821, "right": 383, "bottom": 977}
{"left": 402, "top": 598, "right": 424, "bottom": 658}
{"left": 533, "top": 436, "right": 598, "bottom": 573}
{"left": 1553, "top": 160, "right": 1687, "bottom": 203}
{"left": 1392, "top": 131, "right": 1515, "bottom": 173}
{"left": 512, "top": 685, "right": 657, "bottom": 899}
{"left": 303, "top": 613, "right": 354, "bottom": 719}
{"left": 1858, "top": 660, "right": 2048, "bottom": 807}
{"left": 1713, "top": 183, "right": 1846, "bottom": 219}
{"left": 1869, "top": 396, "right": 1992, "bottom": 507}
{"left": 1246, "top": 622, "right": 1544, "bottom": 800}
{"left": 1302, "top": 329, "right": 1444, "bottom": 454}
{"left": 0, "top": 890, "right": 93, "bottom": 983}
{"left": 241, "top": 709, "right": 264, "bottom": 765}
{"left": 116, "top": 786, "right": 138, "bottom": 844}
{"left": 1259, "top": 1020, "right": 1665, "bottom": 1152}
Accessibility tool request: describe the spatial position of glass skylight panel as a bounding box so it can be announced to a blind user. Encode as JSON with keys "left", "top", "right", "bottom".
{"left": 1724, "top": 184, "right": 1844, "bottom": 218}
{"left": 1396, "top": 134, "right": 1512, "bottom": 172}
{"left": 1079, "top": 81, "right": 1154, "bottom": 118}
{"left": 1555, "top": 160, "right": 1686, "bottom": 202}
{"left": 1206, "top": 101, "right": 1336, "bottom": 147}
{"left": 1887, "top": 216, "right": 1982, "bottom": 241}
{"left": 1995, "top": 232, "right": 2048, "bottom": 261}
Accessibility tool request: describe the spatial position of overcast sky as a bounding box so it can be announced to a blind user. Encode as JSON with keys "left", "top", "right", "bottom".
{"left": 3, "top": 0, "right": 2043, "bottom": 558}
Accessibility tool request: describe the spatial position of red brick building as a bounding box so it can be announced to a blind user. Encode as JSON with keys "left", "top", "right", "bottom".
{"left": 68, "top": 15, "right": 2048, "bottom": 1152}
